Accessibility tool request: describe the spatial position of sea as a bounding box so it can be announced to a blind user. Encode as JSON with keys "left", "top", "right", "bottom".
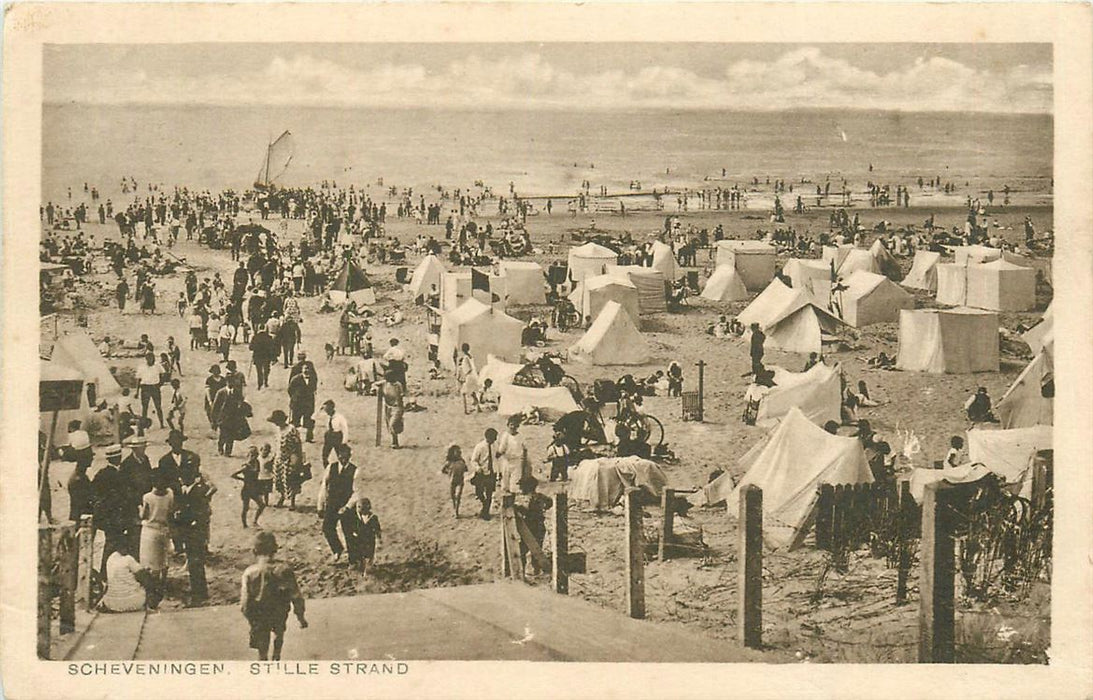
{"left": 42, "top": 104, "right": 1052, "bottom": 204}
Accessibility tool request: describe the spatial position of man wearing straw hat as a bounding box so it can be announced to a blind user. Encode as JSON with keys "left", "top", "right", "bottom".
{"left": 92, "top": 444, "right": 131, "bottom": 579}
{"left": 121, "top": 436, "right": 154, "bottom": 554}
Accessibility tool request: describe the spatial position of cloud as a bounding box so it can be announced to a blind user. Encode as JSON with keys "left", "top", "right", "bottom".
{"left": 47, "top": 47, "right": 1052, "bottom": 114}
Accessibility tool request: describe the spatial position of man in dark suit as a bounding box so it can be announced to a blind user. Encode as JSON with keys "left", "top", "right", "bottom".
{"left": 157, "top": 430, "right": 201, "bottom": 553}
{"left": 120, "top": 436, "right": 154, "bottom": 554}
{"left": 92, "top": 444, "right": 132, "bottom": 579}
{"left": 321, "top": 444, "right": 358, "bottom": 565}
{"left": 249, "top": 324, "right": 276, "bottom": 390}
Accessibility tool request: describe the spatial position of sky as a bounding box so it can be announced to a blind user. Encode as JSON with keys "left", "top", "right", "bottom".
{"left": 44, "top": 43, "right": 1053, "bottom": 114}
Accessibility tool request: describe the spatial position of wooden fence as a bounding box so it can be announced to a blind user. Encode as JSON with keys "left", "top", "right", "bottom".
{"left": 38, "top": 515, "right": 96, "bottom": 659}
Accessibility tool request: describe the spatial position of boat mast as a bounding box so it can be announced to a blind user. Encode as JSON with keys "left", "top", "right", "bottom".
{"left": 264, "top": 136, "right": 272, "bottom": 187}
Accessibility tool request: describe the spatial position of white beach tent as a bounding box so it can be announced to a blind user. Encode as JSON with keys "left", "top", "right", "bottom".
{"left": 477, "top": 354, "right": 524, "bottom": 390}
{"left": 43, "top": 332, "right": 123, "bottom": 443}
{"left": 700, "top": 265, "right": 750, "bottom": 302}
{"left": 782, "top": 258, "right": 833, "bottom": 308}
{"left": 608, "top": 265, "right": 669, "bottom": 314}
{"left": 755, "top": 363, "right": 843, "bottom": 428}
{"left": 836, "top": 270, "right": 915, "bottom": 327}
{"left": 896, "top": 308, "right": 1000, "bottom": 374}
{"left": 408, "top": 254, "right": 446, "bottom": 301}
{"left": 965, "top": 259, "right": 1036, "bottom": 312}
{"left": 437, "top": 298, "right": 523, "bottom": 370}
{"left": 498, "top": 385, "right": 580, "bottom": 420}
{"left": 690, "top": 407, "right": 872, "bottom": 550}
{"left": 569, "top": 273, "right": 641, "bottom": 325}
{"left": 967, "top": 425, "right": 1053, "bottom": 495}
{"left": 902, "top": 250, "right": 942, "bottom": 292}
{"left": 570, "top": 300, "right": 651, "bottom": 365}
{"left": 499, "top": 261, "right": 547, "bottom": 305}
{"left": 649, "top": 240, "right": 680, "bottom": 281}
{"left": 1022, "top": 302, "right": 1054, "bottom": 355}
{"left": 998, "top": 344, "right": 1053, "bottom": 429}
{"left": 440, "top": 270, "right": 507, "bottom": 311}
{"left": 567, "top": 242, "right": 619, "bottom": 284}
{"left": 737, "top": 279, "right": 845, "bottom": 355}
{"left": 714, "top": 240, "right": 776, "bottom": 291}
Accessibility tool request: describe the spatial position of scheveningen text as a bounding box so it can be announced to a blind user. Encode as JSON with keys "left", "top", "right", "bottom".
{"left": 68, "top": 662, "right": 226, "bottom": 676}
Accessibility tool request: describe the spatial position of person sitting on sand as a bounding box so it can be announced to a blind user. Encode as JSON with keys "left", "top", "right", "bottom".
{"left": 944, "top": 436, "right": 965, "bottom": 469}
{"left": 866, "top": 351, "right": 896, "bottom": 370}
{"left": 856, "top": 380, "right": 881, "bottom": 407}
{"left": 964, "top": 387, "right": 999, "bottom": 423}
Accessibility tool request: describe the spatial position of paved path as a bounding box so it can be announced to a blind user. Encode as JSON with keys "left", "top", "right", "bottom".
{"left": 65, "top": 582, "right": 780, "bottom": 662}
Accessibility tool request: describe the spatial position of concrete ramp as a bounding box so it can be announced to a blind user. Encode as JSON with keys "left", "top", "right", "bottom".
{"left": 66, "top": 582, "right": 776, "bottom": 662}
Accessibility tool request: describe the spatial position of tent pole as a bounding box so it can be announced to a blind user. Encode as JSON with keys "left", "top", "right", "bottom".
{"left": 39, "top": 411, "right": 58, "bottom": 524}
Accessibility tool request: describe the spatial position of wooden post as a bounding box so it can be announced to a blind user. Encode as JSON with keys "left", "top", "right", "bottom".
{"left": 39, "top": 411, "right": 58, "bottom": 523}
{"left": 374, "top": 387, "right": 384, "bottom": 447}
{"left": 896, "top": 481, "right": 912, "bottom": 605}
{"left": 815, "top": 484, "right": 834, "bottom": 550}
{"left": 79, "top": 515, "right": 94, "bottom": 610}
{"left": 552, "top": 493, "right": 568, "bottom": 594}
{"left": 58, "top": 525, "right": 77, "bottom": 634}
{"left": 658, "top": 489, "right": 675, "bottom": 561}
{"left": 499, "top": 494, "right": 522, "bottom": 580}
{"left": 38, "top": 526, "right": 53, "bottom": 659}
{"left": 695, "top": 361, "right": 705, "bottom": 422}
{"left": 918, "top": 482, "right": 955, "bottom": 663}
{"left": 624, "top": 488, "right": 645, "bottom": 619}
{"left": 738, "top": 484, "right": 763, "bottom": 649}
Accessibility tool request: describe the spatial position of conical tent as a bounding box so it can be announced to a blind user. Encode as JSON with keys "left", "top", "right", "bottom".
{"left": 408, "top": 255, "right": 446, "bottom": 301}
{"left": 896, "top": 308, "right": 999, "bottom": 373}
{"left": 965, "top": 259, "right": 1036, "bottom": 312}
{"left": 437, "top": 298, "right": 523, "bottom": 370}
{"left": 499, "top": 261, "right": 546, "bottom": 305}
{"left": 569, "top": 274, "right": 640, "bottom": 325}
{"left": 755, "top": 363, "right": 843, "bottom": 428}
{"left": 836, "top": 270, "right": 915, "bottom": 327}
{"left": 567, "top": 242, "right": 618, "bottom": 284}
{"left": 570, "top": 300, "right": 650, "bottom": 365}
{"left": 691, "top": 407, "right": 872, "bottom": 549}
{"left": 783, "top": 258, "right": 833, "bottom": 307}
{"left": 607, "top": 265, "right": 668, "bottom": 313}
{"left": 700, "top": 265, "right": 749, "bottom": 302}
{"left": 714, "top": 240, "right": 776, "bottom": 291}
{"left": 737, "top": 279, "right": 845, "bottom": 354}
{"left": 998, "top": 344, "right": 1053, "bottom": 429}
{"left": 902, "top": 250, "right": 941, "bottom": 291}
{"left": 329, "top": 261, "right": 376, "bottom": 305}
{"left": 649, "top": 240, "right": 680, "bottom": 281}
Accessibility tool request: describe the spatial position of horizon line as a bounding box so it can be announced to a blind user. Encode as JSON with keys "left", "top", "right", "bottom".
{"left": 42, "top": 100, "right": 1054, "bottom": 117}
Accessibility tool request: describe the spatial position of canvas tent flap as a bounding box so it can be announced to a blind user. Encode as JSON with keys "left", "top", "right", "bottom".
{"left": 838, "top": 270, "right": 915, "bottom": 327}
{"left": 715, "top": 240, "right": 776, "bottom": 291}
{"left": 1021, "top": 303, "right": 1054, "bottom": 355}
{"left": 869, "top": 239, "right": 903, "bottom": 281}
{"left": 728, "top": 407, "right": 873, "bottom": 549}
{"left": 909, "top": 464, "right": 993, "bottom": 503}
{"left": 739, "top": 279, "right": 843, "bottom": 354}
{"left": 572, "top": 274, "right": 641, "bottom": 324}
{"left": 567, "top": 242, "right": 619, "bottom": 284}
{"left": 478, "top": 354, "right": 524, "bottom": 389}
{"left": 954, "top": 245, "right": 1002, "bottom": 266}
{"left": 998, "top": 347, "right": 1053, "bottom": 429}
{"left": 608, "top": 265, "right": 668, "bottom": 313}
{"left": 50, "top": 332, "right": 121, "bottom": 398}
{"left": 330, "top": 261, "right": 376, "bottom": 305}
{"left": 570, "top": 300, "right": 651, "bottom": 365}
{"left": 441, "top": 270, "right": 507, "bottom": 311}
{"left": 902, "top": 250, "right": 941, "bottom": 291}
{"left": 935, "top": 263, "right": 968, "bottom": 306}
{"left": 700, "top": 265, "right": 749, "bottom": 302}
{"left": 497, "top": 385, "right": 580, "bottom": 420}
{"left": 649, "top": 241, "right": 680, "bottom": 281}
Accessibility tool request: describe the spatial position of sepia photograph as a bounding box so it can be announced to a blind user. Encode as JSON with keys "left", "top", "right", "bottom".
{"left": 3, "top": 3, "right": 1092, "bottom": 699}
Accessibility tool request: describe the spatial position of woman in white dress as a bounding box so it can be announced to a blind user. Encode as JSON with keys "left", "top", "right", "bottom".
{"left": 495, "top": 414, "right": 529, "bottom": 493}
{"left": 457, "top": 344, "right": 480, "bottom": 414}
{"left": 100, "top": 541, "right": 149, "bottom": 613}
{"left": 140, "top": 475, "right": 174, "bottom": 608}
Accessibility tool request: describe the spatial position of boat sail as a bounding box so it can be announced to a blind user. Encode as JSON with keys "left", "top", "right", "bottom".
{"left": 254, "top": 130, "right": 295, "bottom": 190}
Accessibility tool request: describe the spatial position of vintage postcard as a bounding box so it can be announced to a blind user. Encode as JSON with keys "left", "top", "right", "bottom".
{"left": 2, "top": 3, "right": 1091, "bottom": 699}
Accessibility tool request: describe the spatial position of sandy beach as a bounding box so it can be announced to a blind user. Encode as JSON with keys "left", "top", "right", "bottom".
{"left": 40, "top": 192, "right": 1053, "bottom": 662}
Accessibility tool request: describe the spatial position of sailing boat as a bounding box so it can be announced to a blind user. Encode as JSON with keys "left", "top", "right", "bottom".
{"left": 254, "top": 130, "right": 295, "bottom": 191}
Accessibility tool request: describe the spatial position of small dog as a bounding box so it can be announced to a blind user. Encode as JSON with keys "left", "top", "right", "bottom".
{"left": 324, "top": 342, "right": 336, "bottom": 362}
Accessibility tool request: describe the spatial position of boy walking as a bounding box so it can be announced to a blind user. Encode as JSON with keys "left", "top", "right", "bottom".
{"left": 240, "top": 532, "right": 308, "bottom": 661}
